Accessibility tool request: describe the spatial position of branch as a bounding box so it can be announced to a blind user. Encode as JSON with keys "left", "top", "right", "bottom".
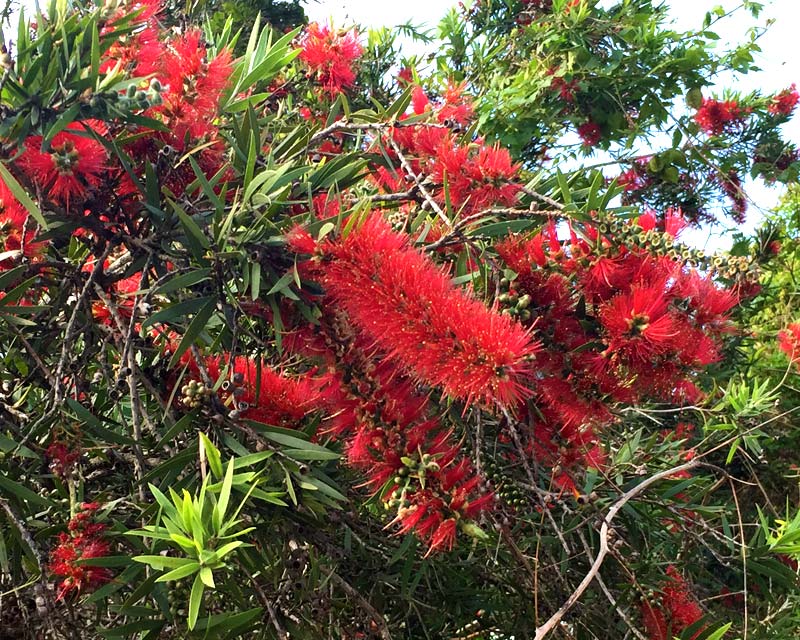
{"left": 533, "top": 459, "right": 700, "bottom": 640}
{"left": 327, "top": 569, "right": 392, "bottom": 640}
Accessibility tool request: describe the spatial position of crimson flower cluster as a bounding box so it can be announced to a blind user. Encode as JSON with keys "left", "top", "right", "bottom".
{"left": 1, "top": 0, "right": 234, "bottom": 274}
{"left": 179, "top": 352, "right": 321, "bottom": 427}
{"left": 577, "top": 121, "right": 602, "bottom": 147}
{"left": 372, "top": 84, "right": 521, "bottom": 219}
{"left": 496, "top": 210, "right": 739, "bottom": 489}
{"left": 0, "top": 177, "right": 45, "bottom": 271}
{"left": 46, "top": 438, "right": 81, "bottom": 480}
{"left": 768, "top": 84, "right": 799, "bottom": 117}
{"left": 50, "top": 503, "right": 113, "bottom": 600}
{"left": 694, "top": 97, "right": 747, "bottom": 136}
{"left": 640, "top": 566, "right": 705, "bottom": 640}
{"left": 282, "top": 213, "right": 539, "bottom": 550}
{"left": 778, "top": 322, "right": 800, "bottom": 368}
{"left": 298, "top": 23, "right": 363, "bottom": 97}
{"left": 307, "top": 327, "right": 493, "bottom": 555}
{"left": 304, "top": 213, "right": 537, "bottom": 407}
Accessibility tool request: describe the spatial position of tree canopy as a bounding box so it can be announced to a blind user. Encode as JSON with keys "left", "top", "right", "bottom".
{"left": 0, "top": 1, "right": 799, "bottom": 639}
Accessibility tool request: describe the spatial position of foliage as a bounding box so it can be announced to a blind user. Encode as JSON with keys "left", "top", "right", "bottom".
{"left": 0, "top": 1, "right": 798, "bottom": 639}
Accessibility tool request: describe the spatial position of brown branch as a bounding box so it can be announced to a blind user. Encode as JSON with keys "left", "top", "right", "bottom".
{"left": 533, "top": 459, "right": 700, "bottom": 640}
{"left": 327, "top": 569, "right": 392, "bottom": 640}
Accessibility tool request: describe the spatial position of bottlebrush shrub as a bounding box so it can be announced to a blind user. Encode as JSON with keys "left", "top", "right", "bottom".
{"left": 0, "top": 1, "right": 798, "bottom": 639}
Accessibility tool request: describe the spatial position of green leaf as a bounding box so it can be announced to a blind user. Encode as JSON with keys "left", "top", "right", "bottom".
{"left": 0, "top": 163, "right": 48, "bottom": 230}
{"left": 256, "top": 428, "right": 339, "bottom": 458}
{"left": 702, "top": 622, "right": 732, "bottom": 640}
{"left": 0, "top": 474, "right": 54, "bottom": 507}
{"left": 199, "top": 433, "right": 224, "bottom": 480}
{"left": 199, "top": 566, "right": 216, "bottom": 588}
{"left": 167, "top": 296, "right": 216, "bottom": 368}
{"left": 188, "top": 572, "right": 205, "bottom": 629}
{"left": 141, "top": 296, "right": 213, "bottom": 331}
{"left": 214, "top": 540, "right": 245, "bottom": 560}
{"left": 155, "top": 561, "right": 200, "bottom": 583}
{"left": 44, "top": 103, "right": 80, "bottom": 142}
{"left": 214, "top": 458, "right": 235, "bottom": 533}
{"left": 154, "top": 269, "right": 211, "bottom": 295}
{"left": 148, "top": 484, "right": 179, "bottom": 521}
{"left": 133, "top": 555, "right": 194, "bottom": 570}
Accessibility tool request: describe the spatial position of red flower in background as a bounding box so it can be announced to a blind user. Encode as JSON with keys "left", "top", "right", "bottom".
{"left": 779, "top": 322, "right": 800, "bottom": 366}
{"left": 694, "top": 98, "right": 747, "bottom": 135}
{"left": 0, "top": 178, "right": 46, "bottom": 269}
{"left": 159, "top": 29, "right": 233, "bottom": 130}
{"left": 46, "top": 438, "right": 80, "bottom": 479}
{"left": 92, "top": 270, "right": 144, "bottom": 326}
{"left": 577, "top": 121, "right": 601, "bottom": 147}
{"left": 298, "top": 23, "right": 363, "bottom": 96}
{"left": 190, "top": 355, "right": 322, "bottom": 427}
{"left": 50, "top": 502, "right": 113, "bottom": 600}
{"left": 18, "top": 121, "right": 107, "bottom": 207}
{"left": 641, "top": 566, "right": 705, "bottom": 640}
{"left": 768, "top": 84, "right": 799, "bottom": 116}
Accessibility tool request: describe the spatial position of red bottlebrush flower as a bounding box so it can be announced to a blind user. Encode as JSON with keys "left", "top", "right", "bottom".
{"left": 178, "top": 352, "right": 321, "bottom": 428}
{"left": 637, "top": 208, "right": 687, "bottom": 238}
{"left": 779, "top": 322, "right": 800, "bottom": 365}
{"left": 662, "top": 566, "right": 704, "bottom": 632}
{"left": 719, "top": 170, "right": 747, "bottom": 223}
{"left": 50, "top": 503, "right": 113, "bottom": 600}
{"left": 312, "top": 193, "right": 341, "bottom": 219}
{"left": 641, "top": 566, "right": 704, "bottom": 640}
{"left": 298, "top": 23, "right": 363, "bottom": 96}
{"left": 694, "top": 97, "right": 746, "bottom": 135}
{"left": 18, "top": 121, "right": 107, "bottom": 207}
{"left": 92, "top": 270, "right": 144, "bottom": 326}
{"left": 397, "top": 66, "right": 414, "bottom": 86}
{"left": 768, "top": 84, "right": 799, "bottom": 116}
{"left": 316, "top": 213, "right": 538, "bottom": 407}
{"left": 411, "top": 85, "right": 432, "bottom": 115}
{"left": 577, "top": 121, "right": 601, "bottom": 147}
{"left": 547, "top": 68, "right": 578, "bottom": 103}
{"left": 160, "top": 29, "right": 233, "bottom": 123}
{"left": 426, "top": 518, "right": 458, "bottom": 556}
{"left": 434, "top": 143, "right": 521, "bottom": 215}
{"left": 220, "top": 357, "right": 321, "bottom": 427}
{"left": 437, "top": 82, "right": 474, "bottom": 127}
{"left": 600, "top": 281, "right": 678, "bottom": 362}
{"left": 0, "top": 179, "right": 46, "bottom": 269}
{"left": 46, "top": 439, "right": 80, "bottom": 479}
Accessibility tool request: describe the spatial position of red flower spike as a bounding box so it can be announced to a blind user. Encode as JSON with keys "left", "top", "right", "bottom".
{"left": 577, "top": 121, "right": 601, "bottom": 147}
{"left": 641, "top": 566, "right": 704, "bottom": 640}
{"left": 50, "top": 502, "right": 113, "bottom": 600}
{"left": 694, "top": 98, "right": 747, "bottom": 135}
{"left": 0, "top": 178, "right": 46, "bottom": 269}
{"left": 18, "top": 121, "right": 107, "bottom": 207}
{"left": 779, "top": 322, "right": 800, "bottom": 366}
{"left": 317, "top": 214, "right": 538, "bottom": 407}
{"left": 298, "top": 23, "right": 363, "bottom": 96}
{"left": 768, "top": 84, "right": 799, "bottom": 116}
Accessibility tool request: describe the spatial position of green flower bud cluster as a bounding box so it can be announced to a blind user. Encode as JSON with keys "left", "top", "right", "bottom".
{"left": 497, "top": 277, "right": 533, "bottom": 322}
{"left": 483, "top": 461, "right": 526, "bottom": 508}
{"left": 387, "top": 210, "right": 407, "bottom": 232}
{"left": 595, "top": 214, "right": 758, "bottom": 280}
{"left": 180, "top": 379, "right": 212, "bottom": 409}
{"left": 120, "top": 78, "right": 163, "bottom": 111}
{"left": 385, "top": 454, "right": 441, "bottom": 509}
